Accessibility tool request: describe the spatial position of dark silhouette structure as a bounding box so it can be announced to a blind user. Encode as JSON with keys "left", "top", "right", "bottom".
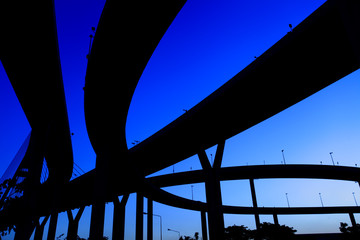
{"left": 1, "top": 0, "right": 360, "bottom": 239}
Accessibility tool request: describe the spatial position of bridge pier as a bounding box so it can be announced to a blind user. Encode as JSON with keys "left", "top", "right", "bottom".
{"left": 47, "top": 212, "right": 58, "bottom": 240}
{"left": 34, "top": 215, "right": 50, "bottom": 240}
{"left": 249, "top": 178, "right": 260, "bottom": 230}
{"left": 89, "top": 156, "right": 107, "bottom": 240}
{"left": 112, "top": 194, "right": 129, "bottom": 240}
{"left": 136, "top": 192, "right": 144, "bottom": 240}
{"left": 67, "top": 206, "right": 85, "bottom": 240}
{"left": 15, "top": 130, "right": 46, "bottom": 240}
{"left": 273, "top": 213, "right": 279, "bottom": 226}
{"left": 147, "top": 198, "right": 153, "bottom": 240}
{"left": 349, "top": 212, "right": 357, "bottom": 227}
{"left": 198, "top": 141, "right": 226, "bottom": 240}
{"left": 201, "top": 211, "right": 208, "bottom": 240}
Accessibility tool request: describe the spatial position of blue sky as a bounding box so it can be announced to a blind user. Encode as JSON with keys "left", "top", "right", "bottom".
{"left": 1, "top": 0, "right": 360, "bottom": 239}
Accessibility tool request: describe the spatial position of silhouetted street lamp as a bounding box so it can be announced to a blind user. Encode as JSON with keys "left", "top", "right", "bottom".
{"left": 330, "top": 152, "right": 335, "bottom": 166}
{"left": 281, "top": 150, "right": 286, "bottom": 165}
{"left": 168, "top": 228, "right": 180, "bottom": 239}
{"left": 144, "top": 212, "right": 162, "bottom": 240}
{"left": 191, "top": 185, "right": 194, "bottom": 200}
{"left": 285, "top": 193, "right": 290, "bottom": 207}
{"left": 353, "top": 192, "right": 358, "bottom": 206}
{"left": 319, "top": 193, "right": 324, "bottom": 207}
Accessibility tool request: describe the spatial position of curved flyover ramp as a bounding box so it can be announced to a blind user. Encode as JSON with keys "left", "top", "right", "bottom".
{"left": 84, "top": 0, "right": 187, "bottom": 180}
{"left": 0, "top": 0, "right": 74, "bottom": 235}
{"left": 62, "top": 0, "right": 360, "bottom": 211}
{"left": 129, "top": 0, "right": 360, "bottom": 176}
{"left": 0, "top": 1, "right": 73, "bottom": 185}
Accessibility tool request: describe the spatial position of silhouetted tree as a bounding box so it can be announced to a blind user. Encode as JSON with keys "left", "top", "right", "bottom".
{"left": 179, "top": 232, "right": 200, "bottom": 240}
{"left": 255, "top": 222, "right": 296, "bottom": 240}
{"left": 56, "top": 234, "right": 108, "bottom": 240}
{"left": 339, "top": 222, "right": 360, "bottom": 239}
{"left": 224, "top": 225, "right": 252, "bottom": 240}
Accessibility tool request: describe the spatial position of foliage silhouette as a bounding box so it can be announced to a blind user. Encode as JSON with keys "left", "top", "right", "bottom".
{"left": 339, "top": 222, "right": 360, "bottom": 239}
{"left": 179, "top": 232, "right": 199, "bottom": 240}
{"left": 224, "top": 225, "right": 252, "bottom": 240}
{"left": 255, "top": 222, "right": 296, "bottom": 240}
{"left": 223, "top": 222, "right": 296, "bottom": 240}
{"left": 56, "top": 234, "right": 108, "bottom": 240}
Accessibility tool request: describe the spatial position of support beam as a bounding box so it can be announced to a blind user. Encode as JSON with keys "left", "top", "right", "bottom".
{"left": 198, "top": 145, "right": 225, "bottom": 240}
{"left": 136, "top": 192, "right": 144, "bottom": 240}
{"left": 349, "top": 212, "right": 357, "bottom": 227}
{"left": 67, "top": 207, "right": 85, "bottom": 240}
{"left": 249, "top": 179, "right": 260, "bottom": 230}
{"left": 213, "top": 140, "right": 225, "bottom": 169}
{"left": 34, "top": 215, "right": 50, "bottom": 240}
{"left": 89, "top": 156, "right": 107, "bottom": 240}
{"left": 147, "top": 198, "right": 153, "bottom": 240}
{"left": 113, "top": 194, "right": 129, "bottom": 240}
{"left": 47, "top": 212, "right": 58, "bottom": 240}
{"left": 273, "top": 214, "right": 279, "bottom": 226}
{"left": 201, "top": 211, "right": 208, "bottom": 240}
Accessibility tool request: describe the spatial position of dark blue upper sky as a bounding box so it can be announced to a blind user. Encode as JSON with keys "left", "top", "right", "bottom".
{"left": 2, "top": 0, "right": 360, "bottom": 239}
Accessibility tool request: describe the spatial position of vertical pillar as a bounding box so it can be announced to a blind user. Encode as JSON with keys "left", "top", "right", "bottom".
{"left": 89, "top": 156, "right": 107, "bottom": 240}
{"left": 273, "top": 214, "right": 279, "bottom": 226}
{"left": 67, "top": 207, "right": 85, "bottom": 240}
{"left": 249, "top": 179, "right": 260, "bottom": 230}
{"left": 147, "top": 198, "right": 153, "bottom": 240}
{"left": 349, "top": 212, "right": 357, "bottom": 227}
{"left": 201, "top": 211, "right": 208, "bottom": 240}
{"left": 48, "top": 181, "right": 63, "bottom": 240}
{"left": 89, "top": 200, "right": 106, "bottom": 240}
{"left": 113, "top": 194, "right": 129, "bottom": 240}
{"left": 34, "top": 215, "right": 50, "bottom": 240}
{"left": 15, "top": 130, "right": 46, "bottom": 240}
{"left": 198, "top": 141, "right": 226, "bottom": 240}
{"left": 47, "top": 212, "right": 58, "bottom": 240}
{"left": 136, "top": 192, "right": 144, "bottom": 240}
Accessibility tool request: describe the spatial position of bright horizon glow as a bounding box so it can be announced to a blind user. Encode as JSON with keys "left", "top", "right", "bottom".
{"left": 1, "top": 0, "right": 360, "bottom": 239}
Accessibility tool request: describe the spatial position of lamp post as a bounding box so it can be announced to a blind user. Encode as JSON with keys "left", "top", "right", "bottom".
{"left": 191, "top": 185, "right": 194, "bottom": 200}
{"left": 168, "top": 228, "right": 180, "bottom": 239}
{"left": 330, "top": 152, "right": 335, "bottom": 166}
{"left": 353, "top": 192, "right": 358, "bottom": 206}
{"left": 281, "top": 150, "right": 286, "bottom": 165}
{"left": 285, "top": 193, "right": 290, "bottom": 208}
{"left": 144, "top": 212, "right": 162, "bottom": 240}
{"left": 319, "top": 193, "right": 324, "bottom": 207}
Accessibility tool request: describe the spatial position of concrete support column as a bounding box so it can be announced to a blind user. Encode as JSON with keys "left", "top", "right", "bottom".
{"left": 67, "top": 207, "right": 85, "bottom": 240}
{"left": 47, "top": 212, "right": 58, "bottom": 240}
{"left": 14, "top": 219, "right": 36, "bottom": 240}
{"left": 249, "top": 178, "right": 260, "bottom": 230}
{"left": 136, "top": 192, "right": 144, "bottom": 240}
{"left": 34, "top": 215, "right": 50, "bottom": 240}
{"left": 204, "top": 169, "right": 224, "bottom": 240}
{"left": 273, "top": 214, "right": 279, "bottom": 226}
{"left": 89, "top": 198, "right": 106, "bottom": 240}
{"left": 201, "top": 211, "right": 208, "bottom": 240}
{"left": 198, "top": 141, "right": 226, "bottom": 240}
{"left": 147, "top": 198, "right": 153, "bottom": 240}
{"left": 112, "top": 194, "right": 129, "bottom": 240}
{"left": 349, "top": 212, "right": 357, "bottom": 227}
{"left": 15, "top": 130, "right": 46, "bottom": 240}
{"left": 89, "top": 156, "right": 108, "bottom": 240}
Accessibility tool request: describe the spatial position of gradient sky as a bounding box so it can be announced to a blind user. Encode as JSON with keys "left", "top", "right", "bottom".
{"left": 1, "top": 0, "right": 360, "bottom": 239}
